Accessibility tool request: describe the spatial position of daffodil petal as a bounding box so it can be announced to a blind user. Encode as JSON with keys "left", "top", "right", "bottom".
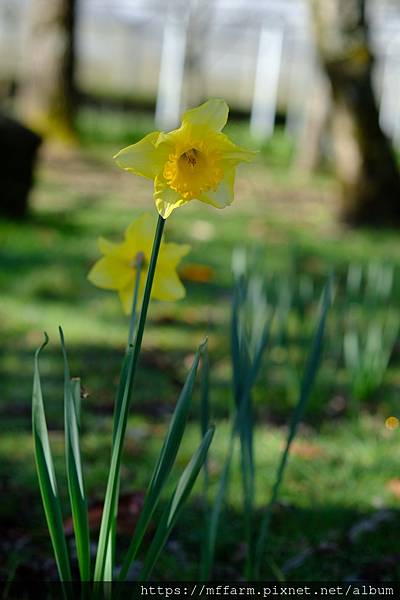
{"left": 118, "top": 284, "right": 135, "bottom": 315}
{"left": 98, "top": 237, "right": 116, "bottom": 255}
{"left": 154, "top": 175, "right": 188, "bottom": 219}
{"left": 125, "top": 213, "right": 154, "bottom": 242}
{"left": 98, "top": 237, "right": 132, "bottom": 261}
{"left": 89, "top": 212, "right": 189, "bottom": 310}
{"left": 152, "top": 271, "right": 186, "bottom": 301}
{"left": 217, "top": 133, "right": 257, "bottom": 165}
{"left": 155, "top": 128, "right": 182, "bottom": 150}
{"left": 182, "top": 99, "right": 229, "bottom": 133}
{"left": 198, "top": 170, "right": 235, "bottom": 209}
{"left": 88, "top": 256, "right": 132, "bottom": 290}
{"left": 118, "top": 284, "right": 132, "bottom": 315}
{"left": 113, "top": 131, "right": 169, "bottom": 179}
{"left": 158, "top": 242, "right": 191, "bottom": 267}
{"left": 125, "top": 213, "right": 156, "bottom": 261}
{"left": 118, "top": 274, "right": 146, "bottom": 314}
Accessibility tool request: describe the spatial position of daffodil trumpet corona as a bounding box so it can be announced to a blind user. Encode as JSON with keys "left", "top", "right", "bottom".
{"left": 114, "top": 98, "right": 255, "bottom": 218}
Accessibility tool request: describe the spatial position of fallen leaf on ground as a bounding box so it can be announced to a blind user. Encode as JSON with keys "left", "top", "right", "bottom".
{"left": 290, "top": 441, "right": 325, "bottom": 459}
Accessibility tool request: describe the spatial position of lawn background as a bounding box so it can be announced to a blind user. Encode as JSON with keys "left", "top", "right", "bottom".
{"left": 1, "top": 113, "right": 400, "bottom": 582}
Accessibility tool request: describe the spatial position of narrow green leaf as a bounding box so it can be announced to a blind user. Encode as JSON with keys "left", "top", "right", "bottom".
{"left": 200, "top": 428, "right": 236, "bottom": 581}
{"left": 102, "top": 346, "right": 136, "bottom": 581}
{"left": 230, "top": 264, "right": 272, "bottom": 580}
{"left": 60, "top": 328, "right": 91, "bottom": 582}
{"left": 32, "top": 334, "right": 72, "bottom": 582}
{"left": 71, "top": 378, "right": 81, "bottom": 428}
{"left": 139, "top": 427, "right": 215, "bottom": 582}
{"left": 231, "top": 280, "right": 245, "bottom": 403}
{"left": 118, "top": 340, "right": 207, "bottom": 581}
{"left": 200, "top": 349, "right": 210, "bottom": 441}
{"left": 93, "top": 346, "right": 136, "bottom": 583}
{"left": 201, "top": 312, "right": 270, "bottom": 582}
{"left": 254, "top": 278, "right": 332, "bottom": 579}
{"left": 200, "top": 347, "right": 210, "bottom": 579}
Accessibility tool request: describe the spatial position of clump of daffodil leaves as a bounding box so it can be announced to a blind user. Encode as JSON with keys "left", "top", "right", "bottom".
{"left": 31, "top": 99, "right": 255, "bottom": 587}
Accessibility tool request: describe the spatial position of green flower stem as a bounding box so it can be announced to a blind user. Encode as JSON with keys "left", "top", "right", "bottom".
{"left": 94, "top": 215, "right": 165, "bottom": 583}
{"left": 132, "top": 216, "right": 165, "bottom": 353}
{"left": 127, "top": 252, "right": 144, "bottom": 348}
{"left": 104, "top": 251, "right": 145, "bottom": 580}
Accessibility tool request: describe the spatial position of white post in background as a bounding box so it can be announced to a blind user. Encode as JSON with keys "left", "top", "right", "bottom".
{"left": 379, "top": 37, "right": 400, "bottom": 147}
{"left": 155, "top": 3, "right": 188, "bottom": 130}
{"left": 394, "top": 64, "right": 400, "bottom": 147}
{"left": 250, "top": 25, "right": 284, "bottom": 140}
{"left": 285, "top": 35, "right": 315, "bottom": 139}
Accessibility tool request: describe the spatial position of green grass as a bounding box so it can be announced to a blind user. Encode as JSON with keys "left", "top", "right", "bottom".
{"left": 0, "top": 113, "right": 400, "bottom": 582}
{"left": 1, "top": 417, "right": 399, "bottom": 580}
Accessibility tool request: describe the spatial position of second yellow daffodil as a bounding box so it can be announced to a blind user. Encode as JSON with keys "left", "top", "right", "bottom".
{"left": 88, "top": 213, "right": 190, "bottom": 313}
{"left": 114, "top": 99, "right": 254, "bottom": 219}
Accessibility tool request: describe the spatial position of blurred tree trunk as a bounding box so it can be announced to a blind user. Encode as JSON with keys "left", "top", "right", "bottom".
{"left": 0, "top": 113, "right": 41, "bottom": 218}
{"left": 310, "top": 0, "right": 400, "bottom": 225}
{"left": 16, "top": 0, "right": 76, "bottom": 141}
{"left": 183, "top": 0, "right": 214, "bottom": 109}
{"left": 295, "top": 73, "right": 329, "bottom": 172}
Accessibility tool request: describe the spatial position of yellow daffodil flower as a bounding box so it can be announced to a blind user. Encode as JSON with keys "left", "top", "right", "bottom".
{"left": 88, "top": 214, "right": 190, "bottom": 313}
{"left": 114, "top": 99, "right": 255, "bottom": 219}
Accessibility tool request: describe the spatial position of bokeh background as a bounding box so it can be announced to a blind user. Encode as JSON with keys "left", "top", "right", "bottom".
{"left": 1, "top": 0, "right": 400, "bottom": 583}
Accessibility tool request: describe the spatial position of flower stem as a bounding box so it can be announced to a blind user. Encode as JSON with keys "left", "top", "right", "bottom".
{"left": 131, "top": 215, "right": 164, "bottom": 356}
{"left": 94, "top": 215, "right": 165, "bottom": 583}
{"left": 127, "top": 252, "right": 144, "bottom": 348}
{"left": 103, "top": 251, "right": 145, "bottom": 581}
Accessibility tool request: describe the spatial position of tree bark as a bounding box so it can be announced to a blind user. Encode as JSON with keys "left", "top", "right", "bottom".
{"left": 182, "top": 0, "right": 214, "bottom": 109}
{"left": 0, "top": 113, "right": 41, "bottom": 219}
{"left": 16, "top": 0, "right": 76, "bottom": 140}
{"left": 310, "top": 0, "right": 400, "bottom": 225}
{"left": 295, "top": 72, "right": 330, "bottom": 172}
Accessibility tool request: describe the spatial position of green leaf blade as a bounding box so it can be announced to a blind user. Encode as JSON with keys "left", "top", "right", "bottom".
{"left": 32, "top": 334, "right": 72, "bottom": 582}
{"left": 139, "top": 427, "right": 215, "bottom": 582}
{"left": 118, "top": 340, "right": 207, "bottom": 581}
{"left": 254, "top": 278, "right": 332, "bottom": 579}
{"left": 60, "top": 328, "right": 91, "bottom": 582}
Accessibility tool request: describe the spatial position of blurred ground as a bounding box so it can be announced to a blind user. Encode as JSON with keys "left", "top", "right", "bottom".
{"left": 1, "top": 119, "right": 400, "bottom": 581}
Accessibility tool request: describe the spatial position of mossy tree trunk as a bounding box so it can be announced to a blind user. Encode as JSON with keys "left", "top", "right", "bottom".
{"left": 310, "top": 0, "right": 400, "bottom": 225}
{"left": 16, "top": 0, "right": 76, "bottom": 141}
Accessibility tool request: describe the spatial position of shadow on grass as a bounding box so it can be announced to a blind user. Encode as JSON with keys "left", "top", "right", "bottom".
{"left": 0, "top": 341, "right": 188, "bottom": 431}
{"left": 1, "top": 498, "right": 399, "bottom": 582}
